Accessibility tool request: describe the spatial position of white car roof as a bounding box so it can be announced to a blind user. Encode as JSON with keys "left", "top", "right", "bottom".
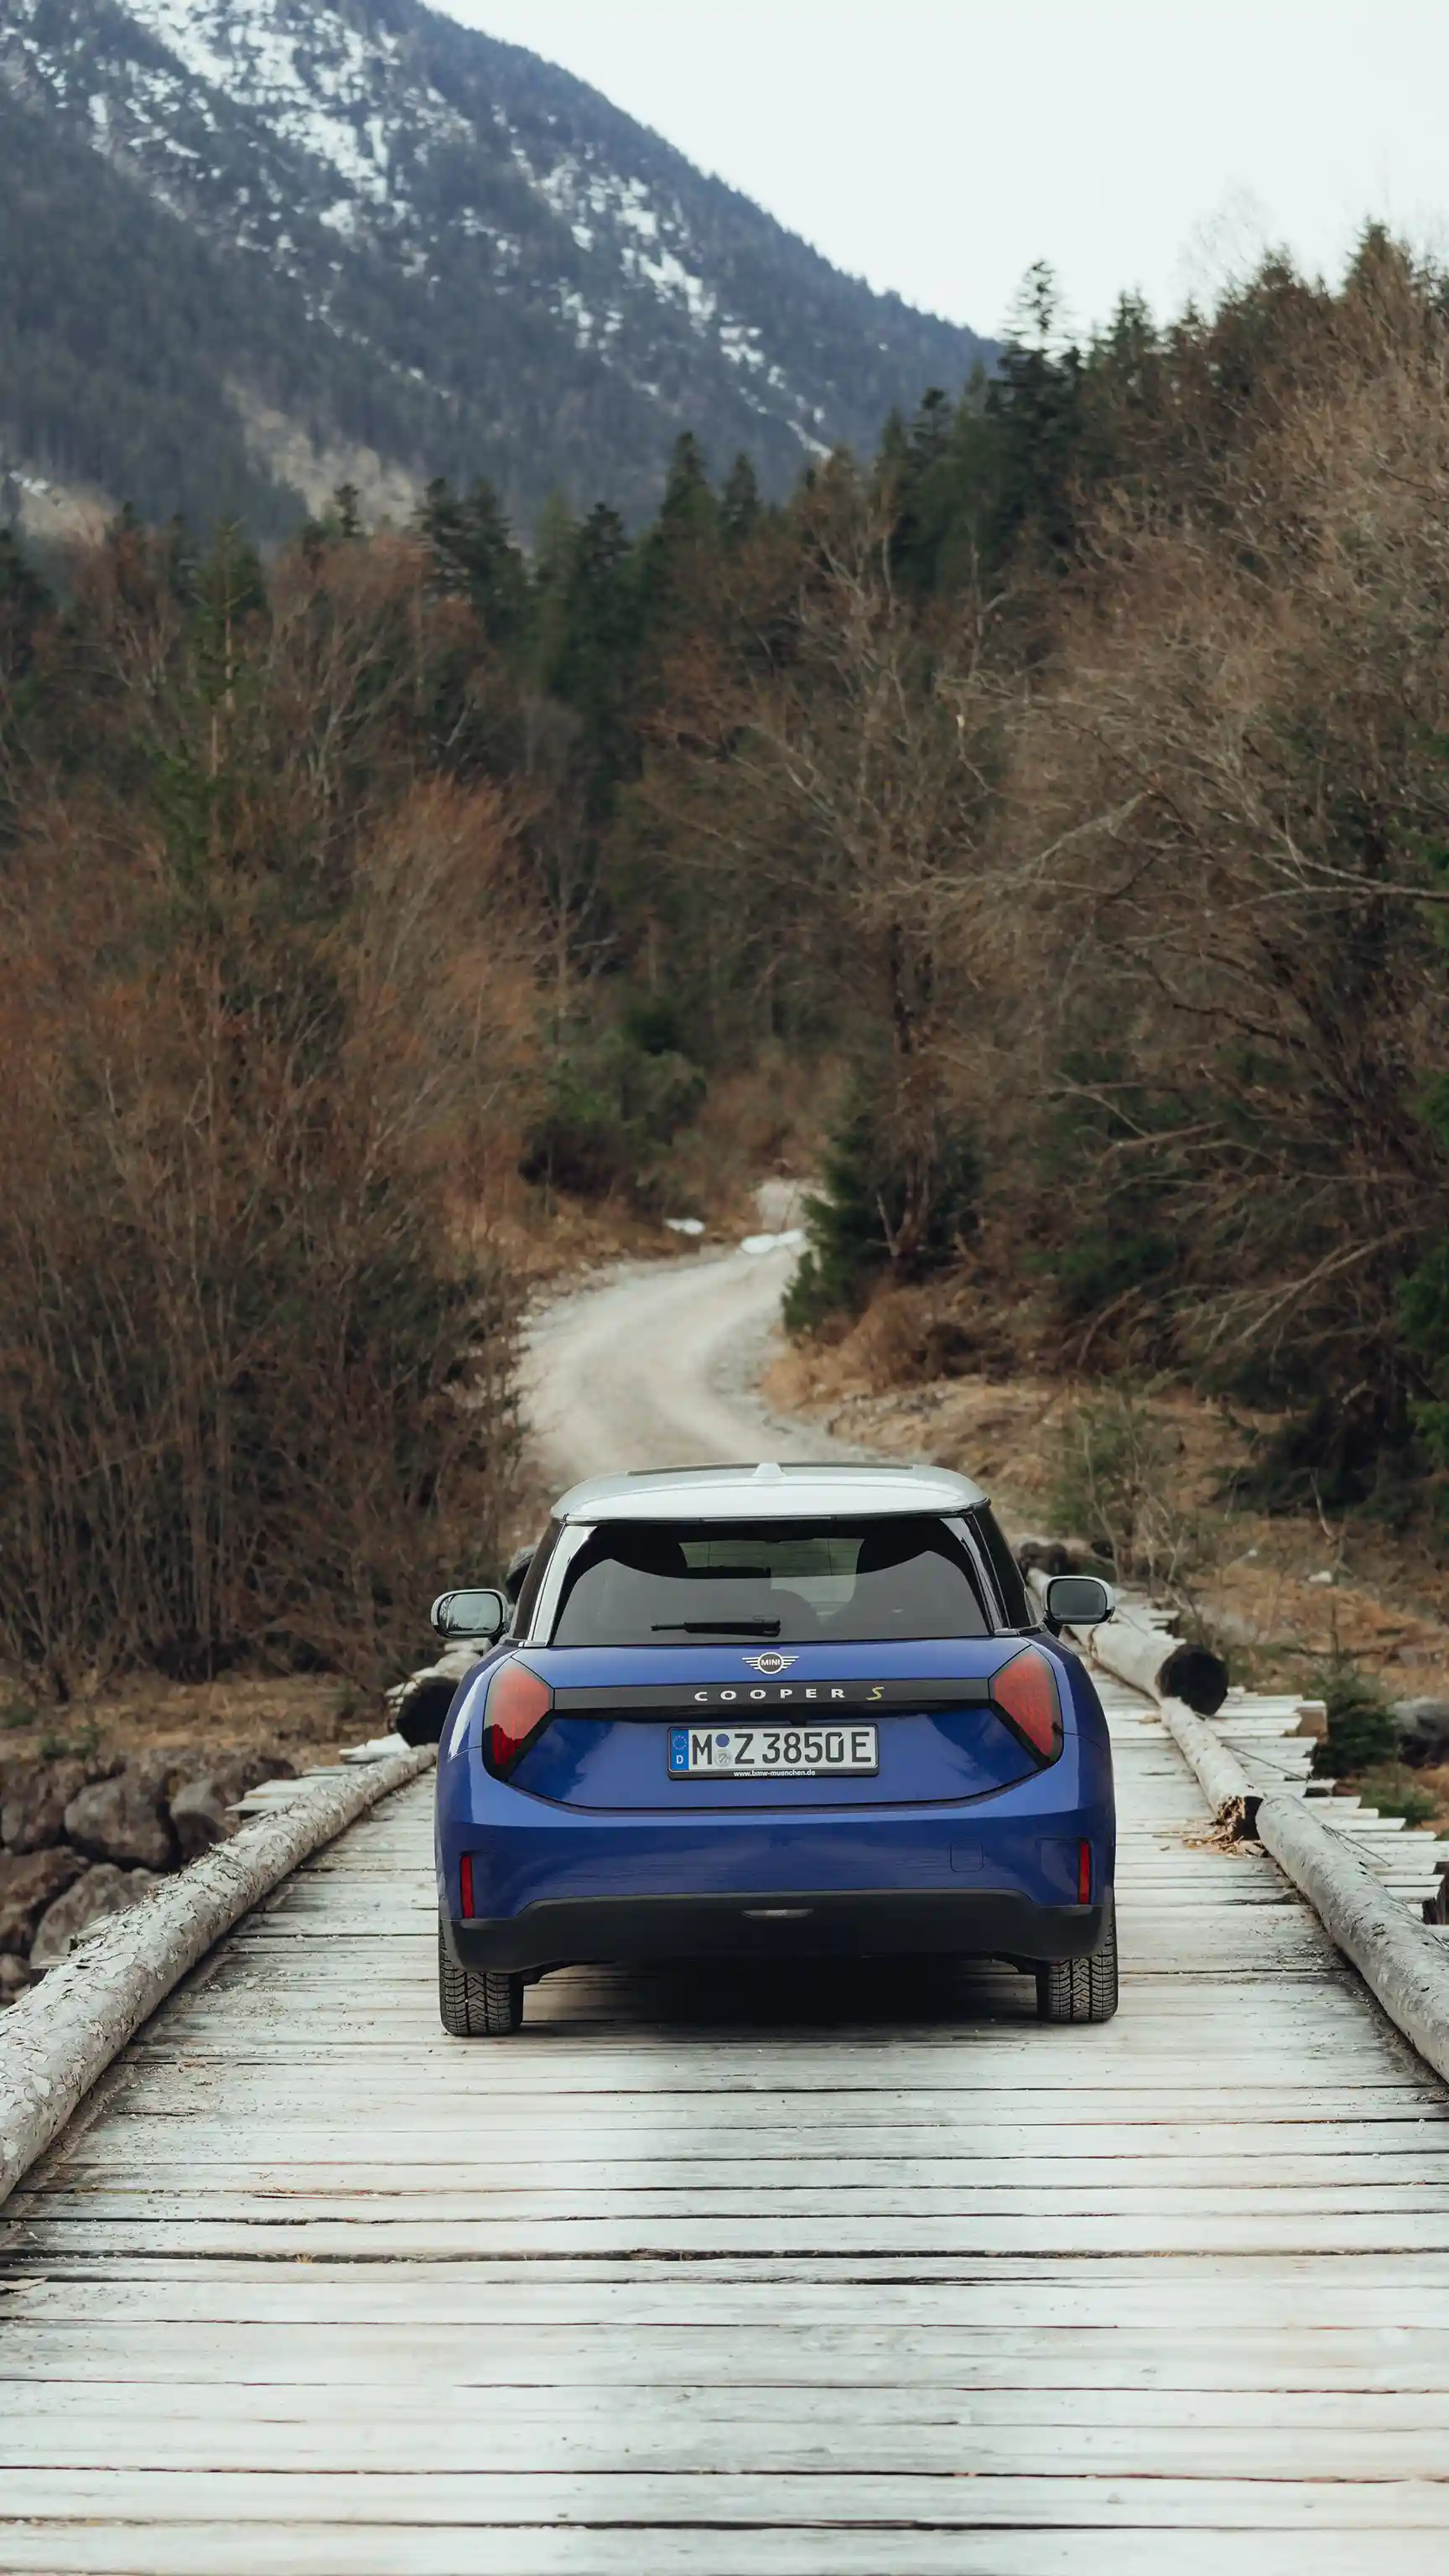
{"left": 552, "top": 1462, "right": 988, "bottom": 1524}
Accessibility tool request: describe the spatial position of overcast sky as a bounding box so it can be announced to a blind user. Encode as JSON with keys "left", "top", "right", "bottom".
{"left": 443, "top": 1, "right": 1449, "bottom": 340}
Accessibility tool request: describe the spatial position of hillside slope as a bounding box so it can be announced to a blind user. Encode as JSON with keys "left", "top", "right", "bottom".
{"left": 0, "top": 0, "right": 993, "bottom": 533}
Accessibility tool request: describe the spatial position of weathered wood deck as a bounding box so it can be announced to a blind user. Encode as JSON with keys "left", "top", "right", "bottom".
{"left": 3, "top": 1677, "right": 1449, "bottom": 2572}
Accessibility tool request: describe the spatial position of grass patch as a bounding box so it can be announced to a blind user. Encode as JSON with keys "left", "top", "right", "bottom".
{"left": 1353, "top": 1763, "right": 1439, "bottom": 1828}
{"left": 1309, "top": 1657, "right": 1399, "bottom": 1779}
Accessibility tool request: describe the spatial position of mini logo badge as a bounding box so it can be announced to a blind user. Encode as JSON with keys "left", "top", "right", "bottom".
{"left": 743, "top": 1651, "right": 798, "bottom": 1677}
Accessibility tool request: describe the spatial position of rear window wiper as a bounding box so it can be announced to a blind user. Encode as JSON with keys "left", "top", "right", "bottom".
{"left": 651, "top": 1620, "right": 782, "bottom": 1635}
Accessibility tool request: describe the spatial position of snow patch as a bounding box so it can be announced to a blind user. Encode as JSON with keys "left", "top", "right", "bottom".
{"left": 118, "top": 0, "right": 466, "bottom": 205}
{"left": 558, "top": 288, "right": 595, "bottom": 349}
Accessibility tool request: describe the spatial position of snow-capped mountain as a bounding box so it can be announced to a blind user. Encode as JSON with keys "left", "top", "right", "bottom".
{"left": 0, "top": 0, "right": 993, "bottom": 535}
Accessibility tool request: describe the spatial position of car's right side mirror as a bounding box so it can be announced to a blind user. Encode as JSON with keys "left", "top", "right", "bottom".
{"left": 1044, "top": 1574, "right": 1116, "bottom": 1629}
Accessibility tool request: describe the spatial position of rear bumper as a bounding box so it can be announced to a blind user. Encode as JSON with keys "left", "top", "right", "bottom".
{"left": 444, "top": 1888, "right": 1105, "bottom": 1974}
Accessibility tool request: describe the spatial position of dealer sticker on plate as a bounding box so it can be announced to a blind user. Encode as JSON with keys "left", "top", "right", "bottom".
{"left": 668, "top": 1723, "right": 879, "bottom": 1780}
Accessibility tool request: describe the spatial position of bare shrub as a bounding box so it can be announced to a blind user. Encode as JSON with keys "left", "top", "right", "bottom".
{"left": 1050, "top": 1388, "right": 1205, "bottom": 1596}
{"left": 1003, "top": 238, "right": 1449, "bottom": 1471}
{"left": 0, "top": 531, "right": 533, "bottom": 1692}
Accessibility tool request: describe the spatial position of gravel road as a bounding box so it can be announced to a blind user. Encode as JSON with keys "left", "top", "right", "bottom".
{"left": 521, "top": 1235, "right": 858, "bottom": 1489}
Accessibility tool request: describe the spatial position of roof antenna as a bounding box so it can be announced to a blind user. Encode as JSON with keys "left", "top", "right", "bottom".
{"left": 752, "top": 1461, "right": 786, "bottom": 1483}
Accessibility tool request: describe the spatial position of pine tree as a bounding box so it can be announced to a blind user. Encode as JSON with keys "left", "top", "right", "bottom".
{"left": 0, "top": 529, "right": 49, "bottom": 671}
{"left": 634, "top": 433, "right": 720, "bottom": 647}
{"left": 420, "top": 477, "right": 531, "bottom": 651}
{"left": 547, "top": 502, "right": 641, "bottom": 816}
{"left": 720, "top": 453, "right": 761, "bottom": 547}
{"left": 984, "top": 262, "right": 1089, "bottom": 567}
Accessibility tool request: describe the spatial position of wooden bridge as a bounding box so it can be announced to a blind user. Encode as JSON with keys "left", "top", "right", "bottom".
{"left": 2, "top": 1670, "right": 1446, "bottom": 2570}
{"left": 2, "top": 1249, "right": 1447, "bottom": 2570}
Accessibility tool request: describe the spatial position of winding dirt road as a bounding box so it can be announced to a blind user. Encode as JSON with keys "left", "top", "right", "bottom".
{"left": 522, "top": 1237, "right": 856, "bottom": 1488}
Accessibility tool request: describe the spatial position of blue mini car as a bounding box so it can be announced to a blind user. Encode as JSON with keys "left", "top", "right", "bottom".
{"left": 431, "top": 1462, "right": 1118, "bottom": 2036}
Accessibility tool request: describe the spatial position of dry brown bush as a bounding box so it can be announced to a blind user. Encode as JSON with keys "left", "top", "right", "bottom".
{"left": 0, "top": 532, "right": 536, "bottom": 1693}
{"left": 988, "top": 239, "right": 1449, "bottom": 1456}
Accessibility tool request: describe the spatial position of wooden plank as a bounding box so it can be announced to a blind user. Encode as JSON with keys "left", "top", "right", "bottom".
{"left": 8, "top": 2320, "right": 1449, "bottom": 2392}
{"left": 8, "top": 2378, "right": 1449, "bottom": 2442}
{"left": 48, "top": 2150, "right": 1449, "bottom": 2189}
{"left": 42, "top": 2110, "right": 1449, "bottom": 2149}
{"left": 12, "top": 2261, "right": 1449, "bottom": 2325}
{"left": 0, "top": 2527, "right": 1438, "bottom": 2576}
{"left": 23, "top": 2178, "right": 1449, "bottom": 2218}
{"left": 2, "top": 2468, "right": 1448, "bottom": 2529}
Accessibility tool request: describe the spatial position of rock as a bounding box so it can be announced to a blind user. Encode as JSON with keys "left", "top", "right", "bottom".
{"left": 65, "top": 1755, "right": 177, "bottom": 1868}
{"left": 3, "top": 1758, "right": 89, "bottom": 1854}
{"left": 392, "top": 1651, "right": 480, "bottom": 1748}
{"left": 1392, "top": 1700, "right": 1449, "bottom": 1769}
{"left": 1017, "top": 1539, "right": 1072, "bottom": 1580}
{"left": 168, "top": 1777, "right": 236, "bottom": 1862}
{"left": 0, "top": 1952, "right": 34, "bottom": 2005}
{"left": 64, "top": 1761, "right": 176, "bottom": 1872}
{"left": 168, "top": 1751, "right": 296, "bottom": 1863}
{"left": 29, "top": 1863, "right": 159, "bottom": 1971}
{"left": 0, "top": 1846, "right": 87, "bottom": 1952}
{"left": 1159, "top": 1641, "right": 1231, "bottom": 1719}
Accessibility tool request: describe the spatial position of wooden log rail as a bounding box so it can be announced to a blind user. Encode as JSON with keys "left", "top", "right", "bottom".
{"left": 1075, "top": 1588, "right": 1449, "bottom": 2094}
{"left": 0, "top": 1745, "right": 434, "bottom": 2208}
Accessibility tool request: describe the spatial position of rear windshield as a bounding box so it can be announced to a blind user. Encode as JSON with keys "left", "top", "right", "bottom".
{"left": 550, "top": 1517, "right": 992, "bottom": 1647}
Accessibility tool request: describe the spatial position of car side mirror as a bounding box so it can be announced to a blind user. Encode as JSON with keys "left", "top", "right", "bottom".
{"left": 430, "top": 1588, "right": 508, "bottom": 1645}
{"left": 1044, "top": 1575, "right": 1116, "bottom": 1629}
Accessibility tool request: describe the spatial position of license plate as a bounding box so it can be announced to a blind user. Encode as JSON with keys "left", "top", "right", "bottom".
{"left": 668, "top": 1723, "right": 879, "bottom": 1780}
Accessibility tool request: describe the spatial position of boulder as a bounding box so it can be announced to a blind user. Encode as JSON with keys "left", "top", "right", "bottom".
{"left": 392, "top": 1652, "right": 480, "bottom": 1748}
{"left": 0, "top": 1846, "right": 87, "bottom": 1953}
{"left": 3, "top": 1758, "right": 90, "bottom": 1854}
{"left": 1016, "top": 1539, "right": 1072, "bottom": 1580}
{"left": 168, "top": 1776, "right": 236, "bottom": 1862}
{"left": 29, "top": 1863, "right": 159, "bottom": 1971}
{"left": 1158, "top": 1640, "right": 1231, "bottom": 1719}
{"left": 64, "top": 1760, "right": 177, "bottom": 1872}
{"left": 169, "top": 1751, "right": 296, "bottom": 1862}
{"left": 1392, "top": 1701, "right": 1449, "bottom": 1769}
{"left": 0, "top": 1952, "right": 34, "bottom": 2005}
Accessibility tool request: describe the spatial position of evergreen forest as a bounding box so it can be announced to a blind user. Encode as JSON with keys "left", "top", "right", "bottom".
{"left": 6, "top": 233, "right": 1449, "bottom": 1686}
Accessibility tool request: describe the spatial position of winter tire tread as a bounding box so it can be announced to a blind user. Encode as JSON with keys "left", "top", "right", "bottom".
{"left": 438, "top": 1919, "right": 524, "bottom": 2036}
{"left": 1036, "top": 1889, "right": 1119, "bottom": 2023}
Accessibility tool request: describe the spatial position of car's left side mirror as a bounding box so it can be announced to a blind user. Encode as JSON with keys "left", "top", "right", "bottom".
{"left": 431, "top": 1587, "right": 508, "bottom": 1645}
{"left": 1044, "top": 1575, "right": 1116, "bottom": 1629}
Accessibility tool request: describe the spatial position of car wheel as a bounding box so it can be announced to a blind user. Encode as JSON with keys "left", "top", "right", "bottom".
{"left": 1036, "top": 1891, "right": 1119, "bottom": 2024}
{"left": 438, "top": 1919, "right": 525, "bottom": 2037}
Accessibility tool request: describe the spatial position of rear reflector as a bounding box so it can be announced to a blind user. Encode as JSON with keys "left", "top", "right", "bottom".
{"left": 990, "top": 1648, "right": 1062, "bottom": 1763}
{"left": 482, "top": 1659, "right": 553, "bottom": 1779}
{"left": 1078, "top": 1838, "right": 1092, "bottom": 1903}
{"left": 460, "top": 1853, "right": 475, "bottom": 1919}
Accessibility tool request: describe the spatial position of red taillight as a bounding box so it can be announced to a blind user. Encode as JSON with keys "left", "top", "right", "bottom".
{"left": 482, "top": 1659, "right": 553, "bottom": 1779}
{"left": 460, "top": 1852, "right": 475, "bottom": 1918}
{"left": 991, "top": 1648, "right": 1062, "bottom": 1764}
{"left": 1078, "top": 1838, "right": 1092, "bottom": 1903}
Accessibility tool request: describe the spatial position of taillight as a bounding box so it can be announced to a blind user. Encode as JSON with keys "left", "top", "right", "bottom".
{"left": 481, "top": 1659, "right": 553, "bottom": 1779}
{"left": 991, "top": 1648, "right": 1062, "bottom": 1764}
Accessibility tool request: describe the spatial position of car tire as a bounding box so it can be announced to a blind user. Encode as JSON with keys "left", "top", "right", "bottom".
{"left": 438, "top": 1920, "right": 524, "bottom": 2037}
{"left": 1036, "top": 1891, "right": 1119, "bottom": 2024}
